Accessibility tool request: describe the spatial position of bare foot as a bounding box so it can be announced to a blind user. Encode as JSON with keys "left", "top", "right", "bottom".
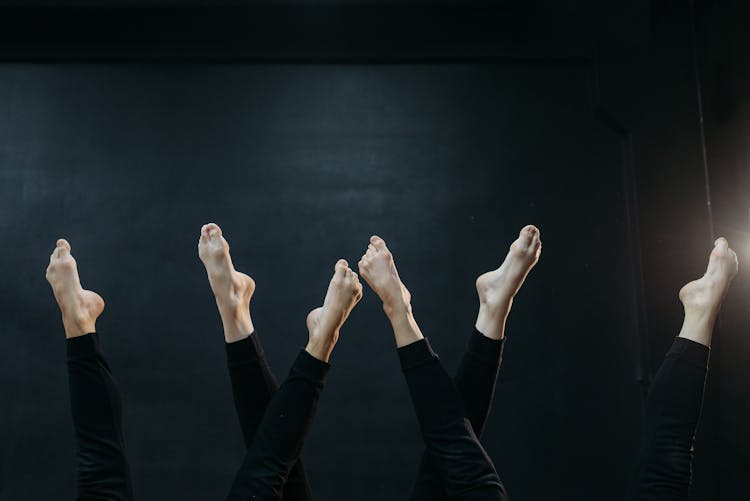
{"left": 677, "top": 237, "right": 739, "bottom": 346}
{"left": 358, "top": 236, "right": 424, "bottom": 347}
{"left": 305, "top": 259, "right": 363, "bottom": 362}
{"left": 198, "top": 223, "right": 256, "bottom": 343}
{"left": 45, "top": 239, "right": 105, "bottom": 339}
{"left": 475, "top": 225, "right": 541, "bottom": 339}
{"left": 357, "top": 236, "right": 412, "bottom": 317}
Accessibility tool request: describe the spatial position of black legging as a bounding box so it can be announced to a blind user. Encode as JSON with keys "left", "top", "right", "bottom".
{"left": 66, "top": 333, "right": 134, "bottom": 501}
{"left": 398, "top": 335, "right": 509, "bottom": 501}
{"left": 66, "top": 331, "right": 326, "bottom": 501}
{"left": 224, "top": 334, "right": 317, "bottom": 500}
{"left": 225, "top": 347, "right": 329, "bottom": 501}
{"left": 225, "top": 330, "right": 510, "bottom": 500}
{"left": 408, "top": 330, "right": 509, "bottom": 501}
{"left": 633, "top": 337, "right": 710, "bottom": 501}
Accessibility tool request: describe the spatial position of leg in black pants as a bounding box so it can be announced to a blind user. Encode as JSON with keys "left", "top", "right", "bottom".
{"left": 358, "top": 229, "right": 540, "bottom": 500}
{"left": 197, "top": 222, "right": 363, "bottom": 501}
{"left": 634, "top": 338, "right": 709, "bottom": 501}
{"left": 198, "top": 223, "right": 312, "bottom": 499}
{"left": 634, "top": 237, "right": 738, "bottom": 501}
{"left": 226, "top": 349, "right": 329, "bottom": 501}
{"left": 399, "top": 338, "right": 506, "bottom": 501}
{"left": 226, "top": 334, "right": 314, "bottom": 500}
{"left": 408, "top": 226, "right": 541, "bottom": 501}
{"left": 408, "top": 331, "right": 506, "bottom": 501}
{"left": 67, "top": 334, "right": 134, "bottom": 501}
{"left": 46, "top": 238, "right": 134, "bottom": 500}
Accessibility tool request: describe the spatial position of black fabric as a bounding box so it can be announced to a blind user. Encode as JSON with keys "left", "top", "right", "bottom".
{"left": 409, "top": 329, "right": 506, "bottom": 501}
{"left": 399, "top": 337, "right": 508, "bottom": 501}
{"left": 226, "top": 349, "right": 329, "bottom": 501}
{"left": 226, "top": 334, "right": 314, "bottom": 500}
{"left": 66, "top": 333, "right": 134, "bottom": 501}
{"left": 633, "top": 336, "right": 711, "bottom": 501}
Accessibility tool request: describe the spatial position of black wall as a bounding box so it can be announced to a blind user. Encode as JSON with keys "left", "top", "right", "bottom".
{"left": 0, "top": 2, "right": 747, "bottom": 500}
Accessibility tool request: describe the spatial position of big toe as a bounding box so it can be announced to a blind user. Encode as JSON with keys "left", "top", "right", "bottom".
{"left": 370, "top": 235, "right": 388, "bottom": 251}
{"left": 519, "top": 225, "right": 539, "bottom": 244}
{"left": 708, "top": 237, "right": 732, "bottom": 265}
{"left": 705, "top": 238, "right": 738, "bottom": 281}
{"left": 54, "top": 239, "right": 71, "bottom": 257}
{"left": 202, "top": 223, "right": 223, "bottom": 239}
{"left": 335, "top": 259, "right": 349, "bottom": 277}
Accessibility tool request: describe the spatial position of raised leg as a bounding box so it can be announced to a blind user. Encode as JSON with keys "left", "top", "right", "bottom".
{"left": 226, "top": 259, "right": 362, "bottom": 501}
{"left": 359, "top": 236, "right": 508, "bottom": 501}
{"left": 198, "top": 222, "right": 315, "bottom": 500}
{"left": 46, "top": 239, "right": 134, "bottom": 501}
{"left": 410, "top": 225, "right": 541, "bottom": 500}
{"left": 634, "top": 237, "right": 738, "bottom": 500}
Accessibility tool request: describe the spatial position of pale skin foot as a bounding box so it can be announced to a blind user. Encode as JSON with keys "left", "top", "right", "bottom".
{"left": 305, "top": 259, "right": 363, "bottom": 362}
{"left": 475, "top": 225, "right": 542, "bottom": 340}
{"left": 198, "top": 223, "right": 256, "bottom": 344}
{"left": 45, "top": 239, "right": 105, "bottom": 339}
{"left": 677, "top": 237, "right": 739, "bottom": 347}
{"left": 358, "top": 236, "right": 424, "bottom": 348}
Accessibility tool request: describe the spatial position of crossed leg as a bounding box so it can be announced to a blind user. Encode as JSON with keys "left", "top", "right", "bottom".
{"left": 358, "top": 229, "right": 541, "bottom": 501}
{"left": 408, "top": 226, "right": 541, "bottom": 500}
{"left": 633, "top": 237, "right": 738, "bottom": 500}
{"left": 46, "top": 239, "right": 134, "bottom": 501}
{"left": 198, "top": 223, "right": 314, "bottom": 500}
{"left": 198, "top": 223, "right": 362, "bottom": 501}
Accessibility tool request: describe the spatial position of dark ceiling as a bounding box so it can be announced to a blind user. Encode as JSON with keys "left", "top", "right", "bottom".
{"left": 0, "top": 0, "right": 649, "bottom": 60}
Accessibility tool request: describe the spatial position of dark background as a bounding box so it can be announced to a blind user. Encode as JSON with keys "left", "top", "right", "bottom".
{"left": 0, "top": 1, "right": 747, "bottom": 500}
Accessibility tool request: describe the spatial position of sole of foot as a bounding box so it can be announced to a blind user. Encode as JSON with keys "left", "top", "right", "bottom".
{"left": 475, "top": 225, "right": 541, "bottom": 339}
{"left": 358, "top": 235, "right": 424, "bottom": 347}
{"left": 679, "top": 237, "right": 739, "bottom": 319}
{"left": 306, "top": 259, "right": 363, "bottom": 362}
{"left": 45, "top": 239, "right": 105, "bottom": 339}
{"left": 198, "top": 223, "right": 256, "bottom": 343}
{"left": 357, "top": 235, "right": 412, "bottom": 318}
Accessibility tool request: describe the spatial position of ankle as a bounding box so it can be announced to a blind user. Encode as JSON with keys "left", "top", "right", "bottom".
{"left": 683, "top": 301, "right": 720, "bottom": 324}
{"left": 220, "top": 309, "right": 254, "bottom": 344}
{"left": 478, "top": 297, "right": 512, "bottom": 316}
{"left": 683, "top": 309, "right": 718, "bottom": 330}
{"left": 388, "top": 312, "right": 424, "bottom": 348}
{"left": 306, "top": 329, "right": 338, "bottom": 362}
{"left": 62, "top": 315, "right": 95, "bottom": 339}
{"left": 383, "top": 300, "right": 411, "bottom": 322}
{"left": 224, "top": 325, "right": 254, "bottom": 344}
{"left": 678, "top": 308, "right": 719, "bottom": 347}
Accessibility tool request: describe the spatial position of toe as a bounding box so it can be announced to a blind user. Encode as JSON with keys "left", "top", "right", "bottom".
{"left": 204, "top": 223, "right": 222, "bottom": 238}
{"left": 54, "top": 246, "right": 68, "bottom": 259}
{"left": 55, "top": 239, "right": 71, "bottom": 257}
{"left": 533, "top": 232, "right": 542, "bottom": 249}
{"left": 519, "top": 225, "right": 537, "bottom": 242}
{"left": 370, "top": 235, "right": 387, "bottom": 250}
{"left": 335, "top": 259, "right": 349, "bottom": 278}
